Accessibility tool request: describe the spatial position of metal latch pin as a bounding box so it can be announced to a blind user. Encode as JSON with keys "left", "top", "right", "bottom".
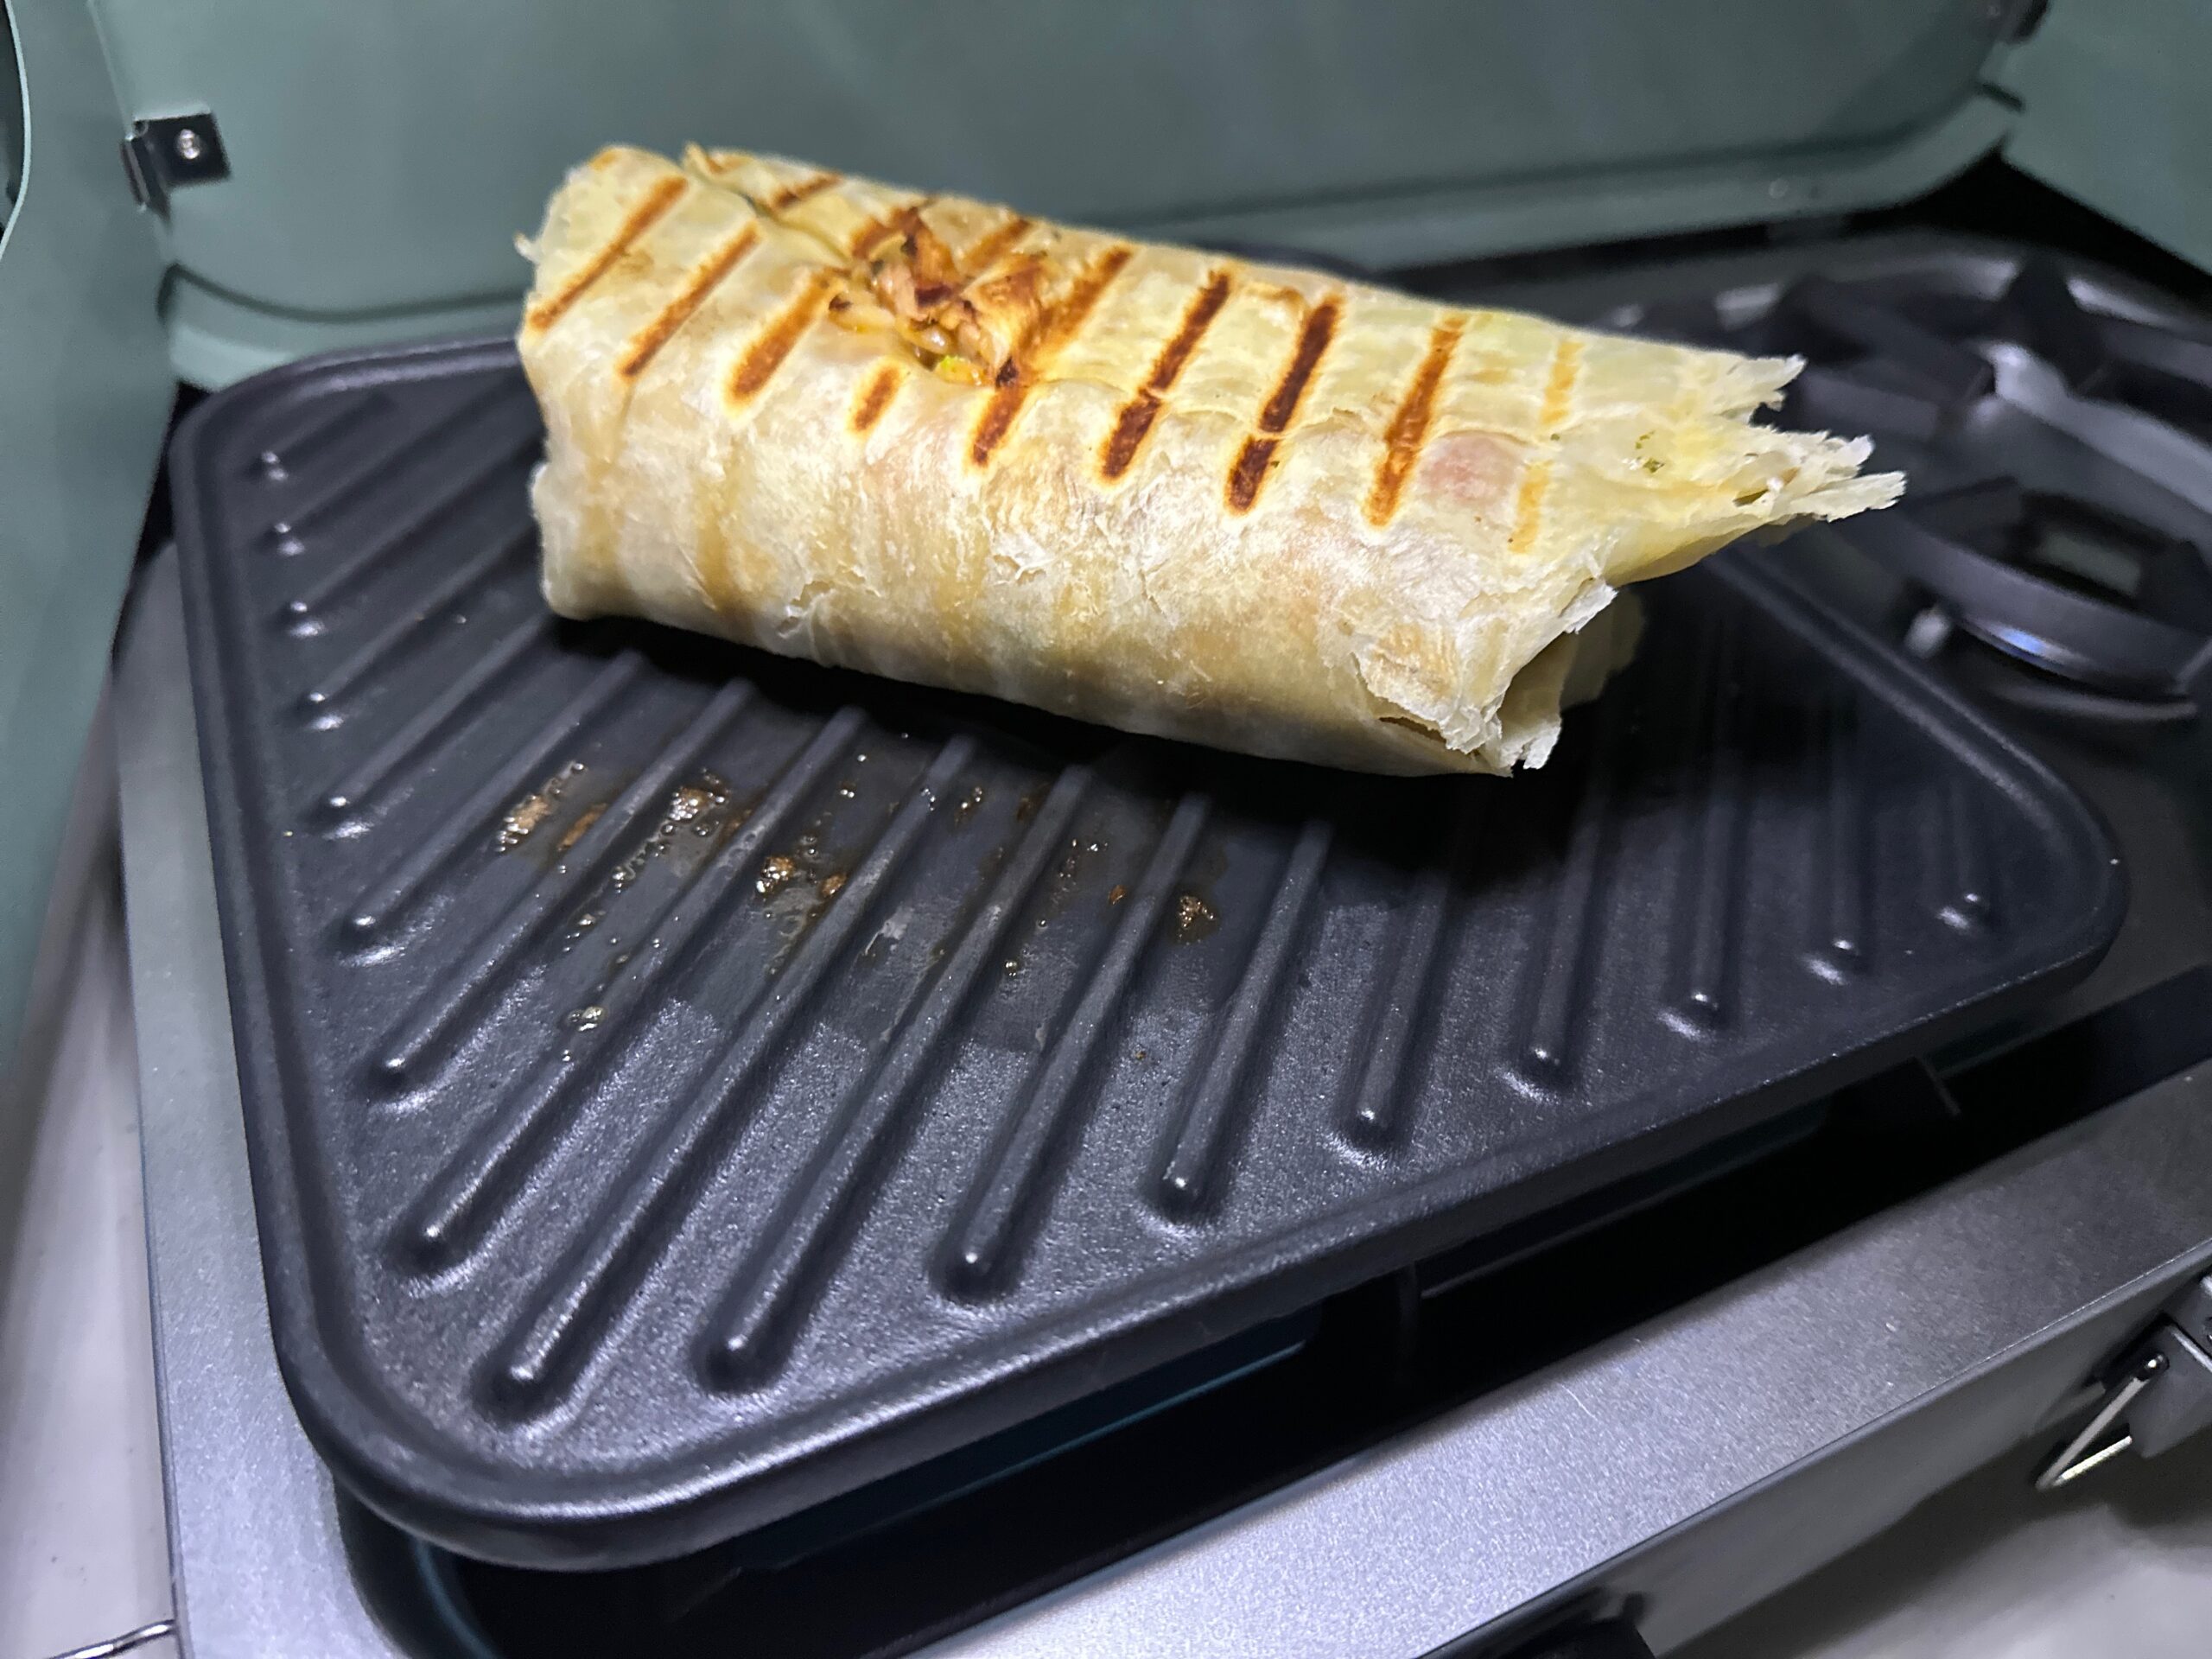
{"left": 2034, "top": 1348, "right": 2165, "bottom": 1491}
{"left": 2034, "top": 1272, "right": 2212, "bottom": 1493}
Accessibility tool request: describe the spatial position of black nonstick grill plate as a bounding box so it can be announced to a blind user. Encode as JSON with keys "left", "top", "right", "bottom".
{"left": 173, "top": 337, "right": 2122, "bottom": 1568}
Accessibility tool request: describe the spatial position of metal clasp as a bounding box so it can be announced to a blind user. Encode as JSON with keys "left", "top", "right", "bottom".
{"left": 121, "top": 111, "right": 230, "bottom": 214}
{"left": 2036, "top": 1272, "right": 2212, "bottom": 1491}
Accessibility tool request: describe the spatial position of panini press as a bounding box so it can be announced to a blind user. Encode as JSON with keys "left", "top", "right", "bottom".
{"left": 14, "top": 3, "right": 2212, "bottom": 1656}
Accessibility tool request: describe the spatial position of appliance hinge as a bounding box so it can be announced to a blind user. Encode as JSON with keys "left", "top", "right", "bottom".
{"left": 2035, "top": 1270, "right": 2212, "bottom": 1491}
{"left": 120, "top": 111, "right": 230, "bottom": 214}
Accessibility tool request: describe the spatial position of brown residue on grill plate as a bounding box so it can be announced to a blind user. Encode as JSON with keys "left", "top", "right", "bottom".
{"left": 496, "top": 761, "right": 588, "bottom": 853}
{"left": 755, "top": 854, "right": 801, "bottom": 898}
{"left": 499, "top": 794, "right": 554, "bottom": 850}
{"left": 1173, "top": 891, "right": 1219, "bottom": 943}
{"left": 609, "top": 773, "right": 737, "bottom": 890}
{"left": 556, "top": 803, "right": 604, "bottom": 854}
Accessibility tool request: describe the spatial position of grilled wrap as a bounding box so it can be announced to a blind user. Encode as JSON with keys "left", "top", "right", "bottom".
{"left": 518, "top": 145, "right": 1899, "bottom": 774}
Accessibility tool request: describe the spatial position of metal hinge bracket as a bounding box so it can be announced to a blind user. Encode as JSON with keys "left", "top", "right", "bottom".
{"left": 2036, "top": 1271, "right": 2212, "bottom": 1491}
{"left": 121, "top": 111, "right": 230, "bottom": 214}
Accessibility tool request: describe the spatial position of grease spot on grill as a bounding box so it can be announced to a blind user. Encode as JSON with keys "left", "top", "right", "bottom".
{"left": 1173, "top": 892, "right": 1218, "bottom": 943}
{"left": 611, "top": 773, "right": 735, "bottom": 889}
{"left": 565, "top": 1005, "right": 605, "bottom": 1032}
{"left": 953, "top": 785, "right": 987, "bottom": 827}
{"left": 496, "top": 761, "right": 588, "bottom": 852}
{"left": 1108, "top": 884, "right": 1128, "bottom": 906}
{"left": 756, "top": 854, "right": 801, "bottom": 898}
{"left": 821, "top": 873, "right": 846, "bottom": 898}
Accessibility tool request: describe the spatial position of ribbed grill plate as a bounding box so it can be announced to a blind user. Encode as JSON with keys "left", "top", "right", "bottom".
{"left": 173, "top": 339, "right": 2122, "bottom": 1567}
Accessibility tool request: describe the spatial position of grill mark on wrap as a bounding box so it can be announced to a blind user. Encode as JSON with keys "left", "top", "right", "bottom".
{"left": 767, "top": 171, "right": 842, "bottom": 210}
{"left": 1538, "top": 338, "right": 1585, "bottom": 429}
{"left": 1101, "top": 272, "right": 1234, "bottom": 481}
{"left": 616, "top": 225, "right": 761, "bottom": 380}
{"left": 1225, "top": 297, "right": 1340, "bottom": 513}
{"left": 969, "top": 244, "right": 1135, "bottom": 469}
{"left": 851, "top": 364, "right": 904, "bottom": 433}
{"left": 1364, "top": 319, "right": 1464, "bottom": 526}
{"left": 1510, "top": 338, "right": 1585, "bottom": 555}
{"left": 728, "top": 270, "right": 841, "bottom": 403}
{"left": 847, "top": 199, "right": 935, "bottom": 260}
{"left": 961, "top": 214, "right": 1036, "bottom": 276}
{"left": 524, "top": 175, "right": 689, "bottom": 334}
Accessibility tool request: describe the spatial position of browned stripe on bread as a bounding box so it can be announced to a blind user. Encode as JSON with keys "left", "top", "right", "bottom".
{"left": 1258, "top": 300, "right": 1339, "bottom": 433}
{"left": 1363, "top": 319, "right": 1463, "bottom": 526}
{"left": 524, "top": 175, "right": 689, "bottom": 334}
{"left": 616, "top": 224, "right": 761, "bottom": 380}
{"left": 1507, "top": 461, "right": 1551, "bottom": 554}
{"left": 851, "top": 364, "right": 903, "bottom": 433}
{"left": 847, "top": 198, "right": 934, "bottom": 259}
{"left": 1100, "top": 394, "right": 1163, "bottom": 481}
{"left": 1509, "top": 339, "right": 1584, "bottom": 554}
{"left": 768, "top": 170, "right": 842, "bottom": 210}
{"left": 1223, "top": 296, "right": 1340, "bottom": 513}
{"left": 1100, "top": 272, "right": 1234, "bottom": 481}
{"left": 1225, "top": 436, "right": 1278, "bottom": 513}
{"left": 961, "top": 214, "right": 1035, "bottom": 276}
{"left": 969, "top": 244, "right": 1135, "bottom": 469}
{"left": 1538, "top": 338, "right": 1584, "bottom": 430}
{"left": 1147, "top": 274, "right": 1234, "bottom": 392}
{"left": 728, "top": 269, "right": 840, "bottom": 402}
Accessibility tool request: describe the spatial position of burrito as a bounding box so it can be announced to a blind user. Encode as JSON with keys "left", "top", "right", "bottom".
{"left": 518, "top": 145, "right": 1899, "bottom": 774}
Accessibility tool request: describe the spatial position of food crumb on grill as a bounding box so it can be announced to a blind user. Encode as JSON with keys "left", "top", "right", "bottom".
{"left": 1107, "top": 884, "right": 1128, "bottom": 906}
{"left": 757, "top": 854, "right": 801, "bottom": 897}
{"left": 497, "top": 760, "right": 588, "bottom": 851}
{"left": 565, "top": 1005, "right": 604, "bottom": 1031}
{"left": 1173, "top": 891, "right": 1217, "bottom": 942}
{"left": 821, "top": 872, "right": 847, "bottom": 898}
{"left": 668, "top": 779, "right": 724, "bottom": 823}
{"left": 613, "top": 774, "right": 735, "bottom": 887}
{"left": 555, "top": 802, "right": 604, "bottom": 853}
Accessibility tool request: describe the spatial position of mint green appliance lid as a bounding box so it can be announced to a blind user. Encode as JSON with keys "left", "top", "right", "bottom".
{"left": 92, "top": 0, "right": 2029, "bottom": 389}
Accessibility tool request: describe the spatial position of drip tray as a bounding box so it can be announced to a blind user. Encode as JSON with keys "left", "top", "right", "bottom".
{"left": 171, "top": 337, "right": 2122, "bottom": 1567}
